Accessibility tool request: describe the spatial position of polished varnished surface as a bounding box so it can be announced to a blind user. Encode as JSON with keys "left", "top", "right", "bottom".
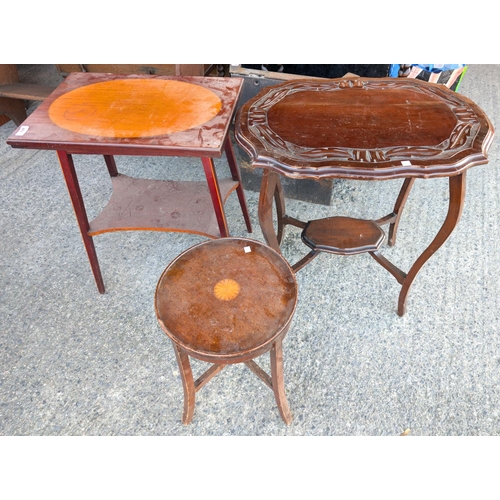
{"left": 235, "top": 78, "right": 494, "bottom": 179}
{"left": 236, "top": 77, "right": 495, "bottom": 315}
{"left": 8, "top": 72, "right": 243, "bottom": 156}
{"left": 267, "top": 87, "right": 457, "bottom": 148}
{"left": 302, "top": 217, "right": 385, "bottom": 255}
{"left": 48, "top": 79, "right": 222, "bottom": 138}
{"left": 155, "top": 238, "right": 297, "bottom": 360}
{"left": 156, "top": 237, "right": 297, "bottom": 424}
{"left": 5, "top": 72, "right": 251, "bottom": 294}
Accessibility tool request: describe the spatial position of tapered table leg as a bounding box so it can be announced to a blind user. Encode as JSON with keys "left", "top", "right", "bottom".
{"left": 201, "top": 157, "right": 229, "bottom": 237}
{"left": 103, "top": 155, "right": 118, "bottom": 177}
{"left": 56, "top": 151, "right": 105, "bottom": 293}
{"left": 223, "top": 137, "right": 252, "bottom": 233}
{"left": 398, "top": 173, "right": 466, "bottom": 316}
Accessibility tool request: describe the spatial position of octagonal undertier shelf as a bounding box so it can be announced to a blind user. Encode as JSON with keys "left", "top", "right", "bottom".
{"left": 88, "top": 174, "right": 239, "bottom": 238}
{"left": 301, "top": 216, "right": 385, "bottom": 255}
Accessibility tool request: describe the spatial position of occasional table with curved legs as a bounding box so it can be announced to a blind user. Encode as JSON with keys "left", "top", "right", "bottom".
{"left": 235, "top": 77, "right": 494, "bottom": 315}
{"left": 7, "top": 72, "right": 252, "bottom": 293}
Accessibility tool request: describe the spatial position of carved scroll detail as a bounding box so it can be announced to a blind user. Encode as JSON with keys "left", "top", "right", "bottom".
{"left": 246, "top": 79, "right": 481, "bottom": 164}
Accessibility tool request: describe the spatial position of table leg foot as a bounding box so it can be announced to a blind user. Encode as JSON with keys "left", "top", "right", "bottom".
{"left": 270, "top": 339, "right": 292, "bottom": 425}
{"left": 173, "top": 344, "right": 196, "bottom": 425}
{"left": 397, "top": 173, "right": 466, "bottom": 315}
{"left": 83, "top": 237, "right": 105, "bottom": 294}
{"left": 397, "top": 295, "right": 407, "bottom": 317}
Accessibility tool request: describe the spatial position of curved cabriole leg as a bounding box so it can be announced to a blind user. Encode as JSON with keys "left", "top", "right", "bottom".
{"left": 258, "top": 170, "right": 282, "bottom": 253}
{"left": 388, "top": 177, "right": 415, "bottom": 247}
{"left": 270, "top": 338, "right": 292, "bottom": 425}
{"left": 398, "top": 173, "right": 466, "bottom": 316}
{"left": 172, "top": 343, "right": 196, "bottom": 425}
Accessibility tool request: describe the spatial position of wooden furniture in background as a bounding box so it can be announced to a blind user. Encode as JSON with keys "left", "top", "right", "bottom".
{"left": 155, "top": 237, "right": 298, "bottom": 424}
{"left": 7, "top": 72, "right": 252, "bottom": 293}
{"left": 55, "top": 64, "right": 214, "bottom": 77}
{"left": 0, "top": 64, "right": 55, "bottom": 126}
{"left": 235, "top": 77, "right": 494, "bottom": 316}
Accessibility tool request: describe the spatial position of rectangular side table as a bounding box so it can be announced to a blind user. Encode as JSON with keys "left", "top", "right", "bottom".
{"left": 7, "top": 73, "right": 252, "bottom": 293}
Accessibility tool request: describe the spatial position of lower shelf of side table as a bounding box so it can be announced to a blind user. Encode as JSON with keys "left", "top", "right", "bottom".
{"left": 88, "top": 174, "right": 239, "bottom": 238}
{"left": 301, "top": 216, "right": 386, "bottom": 255}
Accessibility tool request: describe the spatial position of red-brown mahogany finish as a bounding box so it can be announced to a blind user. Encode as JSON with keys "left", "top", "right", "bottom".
{"left": 155, "top": 238, "right": 298, "bottom": 424}
{"left": 235, "top": 77, "right": 495, "bottom": 315}
{"left": 7, "top": 73, "right": 253, "bottom": 292}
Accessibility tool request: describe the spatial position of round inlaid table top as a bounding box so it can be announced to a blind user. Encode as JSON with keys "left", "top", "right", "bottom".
{"left": 155, "top": 238, "right": 298, "bottom": 361}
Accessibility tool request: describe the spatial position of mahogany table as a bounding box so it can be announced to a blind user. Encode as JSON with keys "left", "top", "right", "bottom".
{"left": 235, "top": 77, "right": 494, "bottom": 315}
{"left": 155, "top": 237, "right": 298, "bottom": 424}
{"left": 7, "top": 72, "right": 252, "bottom": 293}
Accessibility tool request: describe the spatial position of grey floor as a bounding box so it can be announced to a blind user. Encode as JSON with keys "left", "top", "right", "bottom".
{"left": 1, "top": 65, "right": 500, "bottom": 436}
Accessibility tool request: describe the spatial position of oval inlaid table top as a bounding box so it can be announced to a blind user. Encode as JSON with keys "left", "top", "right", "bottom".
{"left": 48, "top": 79, "right": 222, "bottom": 138}
{"left": 235, "top": 77, "right": 495, "bottom": 180}
{"left": 155, "top": 238, "right": 298, "bottom": 361}
{"left": 7, "top": 72, "right": 244, "bottom": 157}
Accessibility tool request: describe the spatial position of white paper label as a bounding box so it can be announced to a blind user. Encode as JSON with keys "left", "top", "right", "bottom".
{"left": 244, "top": 246, "right": 251, "bottom": 253}
{"left": 401, "top": 160, "right": 412, "bottom": 166}
{"left": 15, "top": 126, "right": 29, "bottom": 136}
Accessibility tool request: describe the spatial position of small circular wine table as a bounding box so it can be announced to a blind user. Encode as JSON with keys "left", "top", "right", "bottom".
{"left": 155, "top": 237, "right": 298, "bottom": 425}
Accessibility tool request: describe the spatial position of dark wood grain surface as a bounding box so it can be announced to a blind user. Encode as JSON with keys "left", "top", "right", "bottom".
{"left": 235, "top": 77, "right": 494, "bottom": 179}
{"left": 155, "top": 238, "right": 297, "bottom": 362}
{"left": 235, "top": 77, "right": 495, "bottom": 315}
{"left": 302, "top": 217, "right": 385, "bottom": 254}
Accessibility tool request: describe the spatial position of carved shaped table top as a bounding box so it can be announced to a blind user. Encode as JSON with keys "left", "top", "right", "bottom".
{"left": 235, "top": 77, "right": 494, "bottom": 180}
